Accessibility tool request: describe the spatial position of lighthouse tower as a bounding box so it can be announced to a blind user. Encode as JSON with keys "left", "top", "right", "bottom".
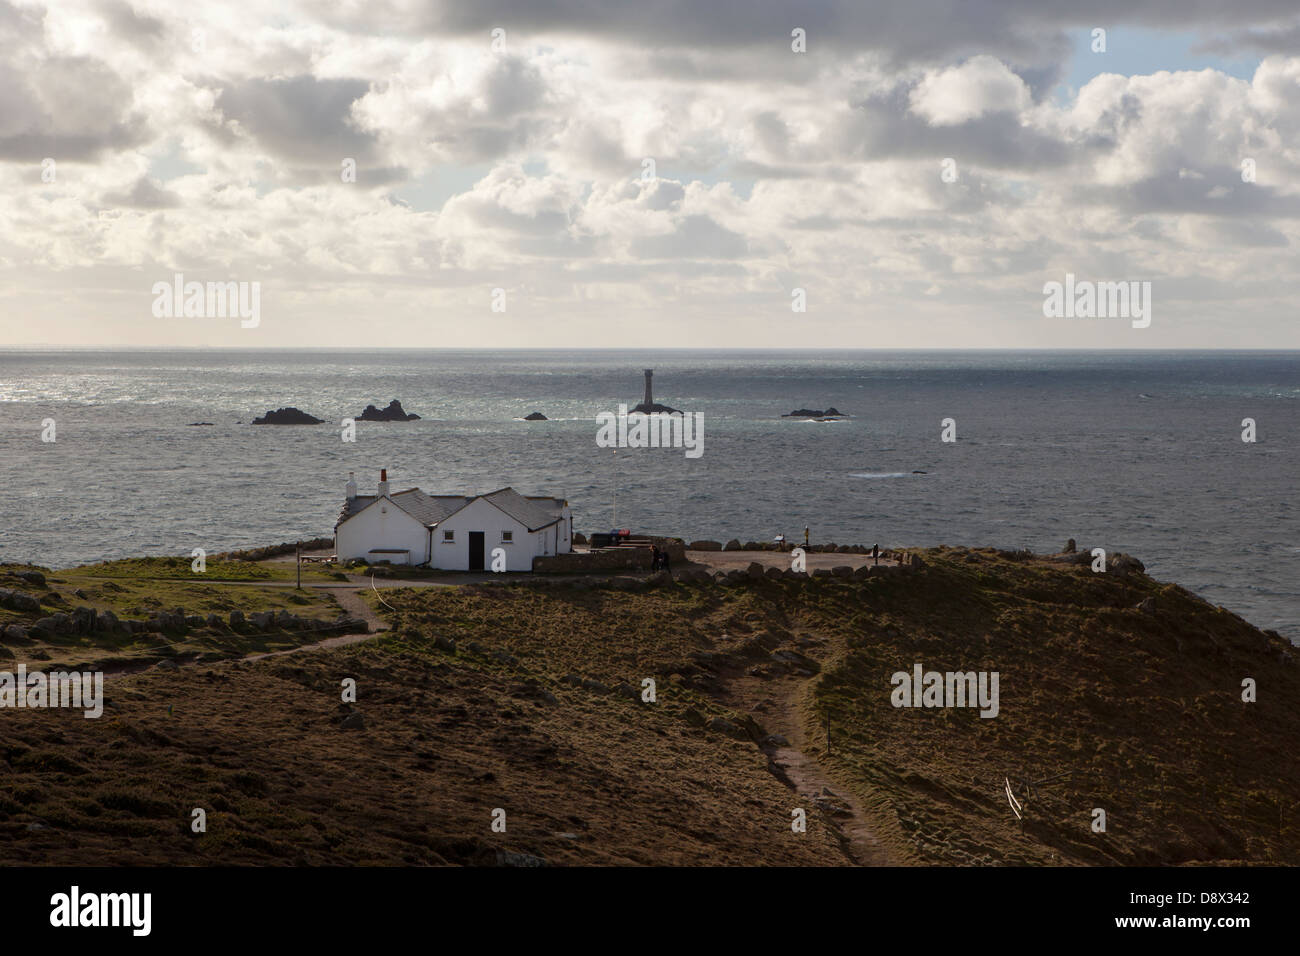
{"left": 631, "top": 368, "right": 680, "bottom": 415}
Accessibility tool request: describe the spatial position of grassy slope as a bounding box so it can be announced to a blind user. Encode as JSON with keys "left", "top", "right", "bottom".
{"left": 1, "top": 561, "right": 344, "bottom": 669}
{"left": 1, "top": 548, "right": 1295, "bottom": 866}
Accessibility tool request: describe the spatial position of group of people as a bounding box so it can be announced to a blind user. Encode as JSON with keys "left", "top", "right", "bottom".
{"left": 650, "top": 545, "right": 673, "bottom": 573}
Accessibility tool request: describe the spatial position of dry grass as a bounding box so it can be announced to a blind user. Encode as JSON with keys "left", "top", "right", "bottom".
{"left": 2, "top": 547, "right": 1295, "bottom": 866}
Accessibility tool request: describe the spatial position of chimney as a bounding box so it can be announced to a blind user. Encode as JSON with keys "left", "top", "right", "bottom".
{"left": 377, "top": 468, "right": 389, "bottom": 498}
{"left": 345, "top": 471, "right": 357, "bottom": 501}
{"left": 643, "top": 369, "right": 654, "bottom": 407}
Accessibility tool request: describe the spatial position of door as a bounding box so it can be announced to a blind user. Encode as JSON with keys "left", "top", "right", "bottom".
{"left": 468, "top": 531, "right": 485, "bottom": 571}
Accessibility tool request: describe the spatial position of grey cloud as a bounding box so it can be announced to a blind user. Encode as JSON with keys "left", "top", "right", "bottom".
{"left": 629, "top": 214, "right": 749, "bottom": 258}
{"left": 213, "top": 76, "right": 378, "bottom": 164}
{"left": 1071, "top": 172, "right": 1300, "bottom": 218}
{"left": 317, "top": 0, "right": 1300, "bottom": 66}
{"left": 102, "top": 176, "right": 181, "bottom": 208}
{"left": 836, "top": 85, "right": 1073, "bottom": 170}
{"left": 0, "top": 56, "right": 150, "bottom": 161}
{"left": 97, "top": 0, "right": 165, "bottom": 47}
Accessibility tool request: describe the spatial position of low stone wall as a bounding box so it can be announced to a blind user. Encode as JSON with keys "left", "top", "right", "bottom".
{"left": 706, "top": 539, "right": 891, "bottom": 554}
{"left": 533, "top": 549, "right": 653, "bottom": 573}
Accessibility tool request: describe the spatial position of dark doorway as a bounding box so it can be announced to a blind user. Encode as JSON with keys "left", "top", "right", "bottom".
{"left": 468, "top": 531, "right": 485, "bottom": 571}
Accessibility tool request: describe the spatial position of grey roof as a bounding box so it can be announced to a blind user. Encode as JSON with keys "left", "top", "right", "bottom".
{"left": 337, "top": 485, "right": 565, "bottom": 532}
{"left": 392, "top": 489, "right": 470, "bottom": 526}
{"left": 478, "top": 487, "right": 566, "bottom": 531}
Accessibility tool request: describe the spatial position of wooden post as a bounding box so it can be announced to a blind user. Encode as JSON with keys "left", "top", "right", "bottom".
{"left": 296, "top": 541, "right": 301, "bottom": 590}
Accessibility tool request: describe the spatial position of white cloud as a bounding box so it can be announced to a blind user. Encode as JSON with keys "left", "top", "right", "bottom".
{"left": 909, "top": 55, "right": 1030, "bottom": 126}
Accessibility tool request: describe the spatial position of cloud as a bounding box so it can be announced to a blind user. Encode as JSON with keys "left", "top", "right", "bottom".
{"left": 1, "top": 1, "right": 1299, "bottom": 347}
{"left": 909, "top": 56, "right": 1032, "bottom": 126}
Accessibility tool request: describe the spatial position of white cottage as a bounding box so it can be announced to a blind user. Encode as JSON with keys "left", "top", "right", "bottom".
{"left": 334, "top": 469, "right": 573, "bottom": 571}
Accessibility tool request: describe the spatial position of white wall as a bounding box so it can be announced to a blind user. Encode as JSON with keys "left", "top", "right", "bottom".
{"left": 336, "top": 497, "right": 429, "bottom": 565}
{"left": 434, "top": 498, "right": 536, "bottom": 572}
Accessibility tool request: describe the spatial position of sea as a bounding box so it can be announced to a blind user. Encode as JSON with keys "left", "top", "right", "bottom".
{"left": 0, "top": 349, "right": 1295, "bottom": 641}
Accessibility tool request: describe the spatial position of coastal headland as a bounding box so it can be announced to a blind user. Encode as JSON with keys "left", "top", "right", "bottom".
{"left": 0, "top": 544, "right": 1295, "bottom": 866}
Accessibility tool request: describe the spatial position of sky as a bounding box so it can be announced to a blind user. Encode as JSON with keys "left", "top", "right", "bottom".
{"left": 1, "top": 0, "right": 1299, "bottom": 349}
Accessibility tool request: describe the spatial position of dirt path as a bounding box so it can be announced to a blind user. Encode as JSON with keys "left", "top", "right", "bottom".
{"left": 330, "top": 586, "right": 391, "bottom": 631}
{"left": 724, "top": 668, "right": 894, "bottom": 866}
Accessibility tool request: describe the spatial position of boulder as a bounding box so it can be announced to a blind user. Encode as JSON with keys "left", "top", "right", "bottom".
{"left": 1063, "top": 538, "right": 1077, "bottom": 554}
{"left": 15, "top": 570, "right": 47, "bottom": 588}
{"left": 31, "top": 613, "right": 72, "bottom": 636}
{"left": 764, "top": 566, "right": 785, "bottom": 580}
{"left": 96, "top": 610, "right": 120, "bottom": 633}
{"left": 357, "top": 399, "right": 420, "bottom": 422}
{"left": 0, "top": 589, "right": 41, "bottom": 613}
{"left": 707, "top": 716, "right": 747, "bottom": 739}
{"left": 433, "top": 635, "right": 457, "bottom": 653}
{"left": 2, "top": 624, "right": 28, "bottom": 642}
{"left": 746, "top": 562, "right": 766, "bottom": 580}
{"left": 689, "top": 540, "right": 722, "bottom": 551}
{"left": 340, "top": 712, "right": 365, "bottom": 730}
{"left": 723, "top": 539, "right": 743, "bottom": 551}
{"left": 1137, "top": 597, "right": 1157, "bottom": 616}
{"left": 522, "top": 411, "right": 548, "bottom": 421}
{"left": 831, "top": 565, "right": 854, "bottom": 578}
{"left": 251, "top": 407, "right": 324, "bottom": 425}
{"left": 1112, "top": 553, "right": 1146, "bottom": 575}
{"left": 229, "top": 610, "right": 245, "bottom": 627}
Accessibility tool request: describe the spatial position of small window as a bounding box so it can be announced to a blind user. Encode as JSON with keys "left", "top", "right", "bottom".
{"left": 502, "top": 531, "right": 513, "bottom": 543}
{"left": 443, "top": 530, "right": 454, "bottom": 542}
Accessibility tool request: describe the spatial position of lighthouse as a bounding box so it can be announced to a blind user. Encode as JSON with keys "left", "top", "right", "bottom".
{"left": 631, "top": 368, "right": 680, "bottom": 415}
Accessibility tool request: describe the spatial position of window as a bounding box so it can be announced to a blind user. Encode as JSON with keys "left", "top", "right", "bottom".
{"left": 443, "top": 530, "right": 454, "bottom": 542}
{"left": 501, "top": 531, "right": 513, "bottom": 543}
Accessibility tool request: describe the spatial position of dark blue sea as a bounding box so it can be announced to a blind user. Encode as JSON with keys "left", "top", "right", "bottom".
{"left": 0, "top": 349, "right": 1295, "bottom": 640}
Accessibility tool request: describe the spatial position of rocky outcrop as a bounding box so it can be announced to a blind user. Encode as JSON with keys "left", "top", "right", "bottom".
{"left": 522, "top": 411, "right": 548, "bottom": 421}
{"left": 251, "top": 407, "right": 324, "bottom": 425}
{"left": 782, "top": 407, "right": 846, "bottom": 418}
{"left": 357, "top": 399, "right": 420, "bottom": 422}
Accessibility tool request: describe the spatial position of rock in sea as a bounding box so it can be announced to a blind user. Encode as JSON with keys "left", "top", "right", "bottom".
{"left": 251, "top": 407, "right": 324, "bottom": 425}
{"left": 357, "top": 399, "right": 420, "bottom": 422}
